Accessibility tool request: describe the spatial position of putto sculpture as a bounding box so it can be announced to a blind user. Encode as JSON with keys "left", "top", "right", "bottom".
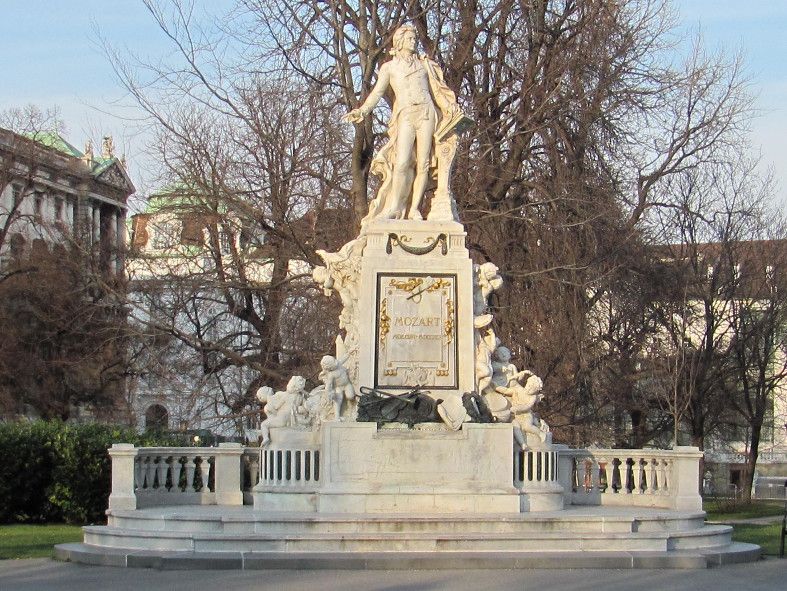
{"left": 318, "top": 355, "right": 356, "bottom": 420}
{"left": 256, "top": 376, "right": 311, "bottom": 447}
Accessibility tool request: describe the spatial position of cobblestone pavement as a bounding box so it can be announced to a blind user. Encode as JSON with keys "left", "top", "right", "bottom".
{"left": 1, "top": 557, "right": 785, "bottom": 591}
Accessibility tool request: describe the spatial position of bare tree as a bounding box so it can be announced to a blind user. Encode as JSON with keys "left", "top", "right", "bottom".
{"left": 725, "top": 221, "right": 787, "bottom": 500}
{"left": 108, "top": 1, "right": 757, "bottom": 440}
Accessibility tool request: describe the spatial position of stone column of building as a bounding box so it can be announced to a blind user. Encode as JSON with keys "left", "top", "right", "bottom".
{"left": 92, "top": 204, "right": 101, "bottom": 246}
{"left": 115, "top": 207, "right": 126, "bottom": 275}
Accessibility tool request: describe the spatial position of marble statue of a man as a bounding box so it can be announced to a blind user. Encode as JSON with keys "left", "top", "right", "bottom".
{"left": 344, "top": 24, "right": 464, "bottom": 223}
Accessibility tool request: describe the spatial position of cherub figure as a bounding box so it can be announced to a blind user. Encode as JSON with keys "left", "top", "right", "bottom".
{"left": 473, "top": 262, "right": 503, "bottom": 315}
{"left": 495, "top": 373, "right": 547, "bottom": 449}
{"left": 256, "top": 376, "right": 309, "bottom": 447}
{"left": 491, "top": 346, "right": 529, "bottom": 389}
{"left": 318, "top": 355, "right": 356, "bottom": 420}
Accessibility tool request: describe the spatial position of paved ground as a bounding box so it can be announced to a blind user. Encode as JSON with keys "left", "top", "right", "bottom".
{"left": 1, "top": 557, "right": 786, "bottom": 591}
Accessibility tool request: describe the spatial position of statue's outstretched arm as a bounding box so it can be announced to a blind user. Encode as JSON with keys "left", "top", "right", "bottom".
{"left": 343, "top": 63, "right": 391, "bottom": 123}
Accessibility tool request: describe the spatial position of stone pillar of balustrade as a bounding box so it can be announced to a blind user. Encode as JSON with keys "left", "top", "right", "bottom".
{"left": 670, "top": 446, "right": 703, "bottom": 511}
{"left": 555, "top": 446, "right": 575, "bottom": 500}
{"left": 214, "top": 442, "right": 244, "bottom": 505}
{"left": 108, "top": 443, "right": 138, "bottom": 511}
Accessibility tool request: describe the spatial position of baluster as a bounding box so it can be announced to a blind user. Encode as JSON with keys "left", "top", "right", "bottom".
{"left": 571, "top": 457, "right": 579, "bottom": 492}
{"left": 591, "top": 457, "right": 601, "bottom": 491}
{"left": 134, "top": 457, "right": 142, "bottom": 492}
{"left": 544, "top": 451, "right": 550, "bottom": 482}
{"left": 611, "top": 457, "right": 622, "bottom": 493}
{"left": 300, "top": 450, "right": 308, "bottom": 487}
{"left": 633, "top": 458, "right": 644, "bottom": 494}
{"left": 144, "top": 456, "right": 155, "bottom": 489}
{"left": 663, "top": 459, "right": 672, "bottom": 494}
{"left": 655, "top": 458, "right": 665, "bottom": 495}
{"left": 249, "top": 454, "right": 260, "bottom": 489}
{"left": 582, "top": 458, "right": 593, "bottom": 492}
{"left": 625, "top": 457, "right": 634, "bottom": 494}
{"left": 597, "top": 458, "right": 609, "bottom": 494}
{"left": 647, "top": 458, "right": 657, "bottom": 495}
{"left": 185, "top": 455, "right": 197, "bottom": 492}
{"left": 272, "top": 449, "right": 279, "bottom": 484}
{"left": 155, "top": 456, "right": 167, "bottom": 491}
{"left": 195, "top": 456, "right": 206, "bottom": 492}
{"left": 164, "top": 455, "right": 174, "bottom": 491}
{"left": 207, "top": 456, "right": 215, "bottom": 492}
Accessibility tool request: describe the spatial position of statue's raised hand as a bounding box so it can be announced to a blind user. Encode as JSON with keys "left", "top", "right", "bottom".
{"left": 342, "top": 108, "right": 365, "bottom": 124}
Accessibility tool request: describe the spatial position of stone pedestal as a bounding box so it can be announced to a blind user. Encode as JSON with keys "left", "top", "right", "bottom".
{"left": 319, "top": 422, "right": 520, "bottom": 513}
{"left": 213, "top": 443, "right": 244, "bottom": 506}
{"left": 516, "top": 437, "right": 564, "bottom": 511}
{"left": 252, "top": 422, "right": 521, "bottom": 514}
{"left": 671, "top": 446, "right": 703, "bottom": 511}
{"left": 357, "top": 219, "right": 475, "bottom": 400}
{"left": 108, "top": 443, "right": 138, "bottom": 511}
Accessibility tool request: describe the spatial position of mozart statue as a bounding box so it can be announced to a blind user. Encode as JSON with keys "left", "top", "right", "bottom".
{"left": 344, "top": 24, "right": 471, "bottom": 225}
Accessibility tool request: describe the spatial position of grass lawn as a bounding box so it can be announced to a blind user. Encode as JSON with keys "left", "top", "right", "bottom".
{"left": 731, "top": 523, "right": 784, "bottom": 556}
{"left": 703, "top": 499, "right": 785, "bottom": 522}
{"left": 0, "top": 524, "right": 83, "bottom": 560}
{"left": 702, "top": 499, "right": 786, "bottom": 556}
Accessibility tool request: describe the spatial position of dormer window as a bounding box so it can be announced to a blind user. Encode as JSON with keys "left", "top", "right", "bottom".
{"left": 151, "top": 220, "right": 179, "bottom": 250}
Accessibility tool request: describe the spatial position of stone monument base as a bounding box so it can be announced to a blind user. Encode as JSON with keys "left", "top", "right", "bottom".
{"left": 253, "top": 422, "right": 523, "bottom": 514}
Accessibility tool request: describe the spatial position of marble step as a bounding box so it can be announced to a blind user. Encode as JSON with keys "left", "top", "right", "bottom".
{"left": 82, "top": 523, "right": 733, "bottom": 554}
{"left": 106, "top": 509, "right": 707, "bottom": 536}
{"left": 55, "top": 542, "right": 762, "bottom": 570}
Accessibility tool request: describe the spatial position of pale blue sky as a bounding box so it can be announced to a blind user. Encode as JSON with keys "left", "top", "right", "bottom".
{"left": 0, "top": 1, "right": 785, "bottom": 208}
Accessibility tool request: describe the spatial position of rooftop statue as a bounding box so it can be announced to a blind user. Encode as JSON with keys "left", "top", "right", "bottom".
{"left": 344, "top": 24, "right": 472, "bottom": 225}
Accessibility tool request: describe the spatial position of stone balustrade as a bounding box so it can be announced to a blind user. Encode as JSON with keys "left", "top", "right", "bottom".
{"left": 108, "top": 443, "right": 247, "bottom": 510}
{"left": 109, "top": 442, "right": 703, "bottom": 513}
{"left": 259, "top": 446, "right": 321, "bottom": 490}
{"left": 514, "top": 448, "right": 559, "bottom": 486}
{"left": 557, "top": 446, "right": 703, "bottom": 511}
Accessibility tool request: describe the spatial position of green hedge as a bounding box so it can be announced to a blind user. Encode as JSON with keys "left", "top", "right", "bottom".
{"left": 0, "top": 421, "right": 187, "bottom": 524}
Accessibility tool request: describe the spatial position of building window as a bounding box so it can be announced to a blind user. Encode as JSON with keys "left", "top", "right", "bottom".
{"left": 151, "top": 221, "right": 179, "bottom": 250}
{"left": 11, "top": 184, "right": 21, "bottom": 207}
{"left": 220, "top": 231, "right": 234, "bottom": 254}
{"left": 54, "top": 197, "right": 63, "bottom": 221}
{"left": 34, "top": 192, "right": 43, "bottom": 221}
{"left": 145, "top": 404, "right": 169, "bottom": 431}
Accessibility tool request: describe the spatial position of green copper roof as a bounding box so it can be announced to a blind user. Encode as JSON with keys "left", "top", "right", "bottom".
{"left": 91, "top": 156, "right": 119, "bottom": 176}
{"left": 26, "top": 131, "right": 83, "bottom": 158}
{"left": 144, "top": 182, "right": 226, "bottom": 215}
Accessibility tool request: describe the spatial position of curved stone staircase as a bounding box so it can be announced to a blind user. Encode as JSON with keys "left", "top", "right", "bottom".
{"left": 55, "top": 505, "right": 760, "bottom": 569}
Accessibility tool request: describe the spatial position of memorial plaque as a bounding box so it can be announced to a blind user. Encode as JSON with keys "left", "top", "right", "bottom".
{"left": 375, "top": 273, "right": 457, "bottom": 389}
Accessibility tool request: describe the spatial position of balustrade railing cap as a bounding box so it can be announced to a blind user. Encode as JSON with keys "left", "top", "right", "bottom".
{"left": 110, "top": 443, "right": 136, "bottom": 450}
{"left": 218, "top": 442, "right": 243, "bottom": 449}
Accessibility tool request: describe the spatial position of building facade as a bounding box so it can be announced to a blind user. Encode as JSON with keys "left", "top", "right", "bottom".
{"left": 0, "top": 128, "right": 133, "bottom": 273}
